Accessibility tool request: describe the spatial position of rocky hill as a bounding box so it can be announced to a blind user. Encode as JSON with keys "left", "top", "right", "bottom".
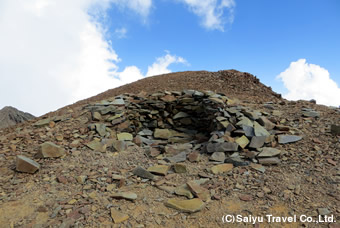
{"left": 0, "top": 106, "right": 35, "bottom": 129}
{"left": 0, "top": 70, "right": 339, "bottom": 227}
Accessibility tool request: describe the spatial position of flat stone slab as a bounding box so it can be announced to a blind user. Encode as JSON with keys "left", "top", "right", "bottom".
{"left": 165, "top": 198, "right": 205, "bottom": 213}
{"left": 258, "top": 157, "right": 281, "bottom": 165}
{"left": 236, "top": 135, "right": 249, "bottom": 149}
{"left": 117, "top": 133, "right": 133, "bottom": 141}
{"left": 111, "top": 192, "right": 137, "bottom": 201}
{"left": 147, "top": 165, "right": 170, "bottom": 176}
{"left": 207, "top": 142, "right": 238, "bottom": 153}
{"left": 154, "top": 129, "right": 171, "bottom": 139}
{"left": 165, "top": 152, "right": 187, "bottom": 163}
{"left": 16, "top": 155, "right": 40, "bottom": 173}
{"left": 254, "top": 121, "right": 270, "bottom": 137}
{"left": 86, "top": 140, "right": 106, "bottom": 152}
{"left": 110, "top": 208, "right": 129, "bottom": 223}
{"left": 249, "top": 136, "right": 266, "bottom": 149}
{"left": 257, "top": 147, "right": 281, "bottom": 158}
{"left": 210, "top": 152, "right": 225, "bottom": 162}
{"left": 132, "top": 166, "right": 154, "bottom": 180}
{"left": 278, "top": 135, "right": 302, "bottom": 144}
{"left": 211, "top": 164, "right": 233, "bottom": 174}
{"left": 36, "top": 142, "right": 65, "bottom": 158}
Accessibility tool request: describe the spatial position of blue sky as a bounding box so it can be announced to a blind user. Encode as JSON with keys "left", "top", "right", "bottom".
{"left": 0, "top": 0, "right": 339, "bottom": 116}
{"left": 106, "top": 0, "right": 340, "bottom": 94}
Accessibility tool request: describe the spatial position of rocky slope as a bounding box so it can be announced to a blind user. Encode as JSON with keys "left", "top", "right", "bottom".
{"left": 0, "top": 106, "right": 35, "bottom": 129}
{"left": 0, "top": 70, "right": 339, "bottom": 228}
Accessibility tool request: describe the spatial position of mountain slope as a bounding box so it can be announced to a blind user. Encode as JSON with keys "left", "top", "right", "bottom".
{"left": 0, "top": 106, "right": 35, "bottom": 129}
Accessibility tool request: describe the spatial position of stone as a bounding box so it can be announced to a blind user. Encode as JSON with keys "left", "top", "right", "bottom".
{"left": 242, "top": 125, "right": 255, "bottom": 137}
{"left": 330, "top": 125, "right": 340, "bottom": 135}
{"left": 302, "top": 109, "right": 320, "bottom": 118}
{"left": 112, "top": 140, "right": 127, "bottom": 152}
{"left": 154, "top": 129, "right": 172, "bottom": 139}
{"left": 249, "top": 136, "right": 266, "bottom": 149}
{"left": 258, "top": 157, "right": 281, "bottom": 165}
{"left": 111, "top": 192, "right": 137, "bottom": 201}
{"left": 254, "top": 121, "right": 270, "bottom": 137}
{"left": 186, "top": 181, "right": 210, "bottom": 202}
{"left": 257, "top": 116, "right": 275, "bottom": 130}
{"left": 235, "top": 136, "right": 249, "bottom": 149}
{"left": 210, "top": 152, "right": 225, "bottom": 162}
{"left": 188, "top": 151, "right": 200, "bottom": 162}
{"left": 250, "top": 163, "right": 266, "bottom": 173}
{"left": 278, "top": 135, "right": 302, "bottom": 144}
{"left": 275, "top": 125, "right": 290, "bottom": 131}
{"left": 207, "top": 142, "right": 238, "bottom": 153}
{"left": 211, "top": 164, "right": 233, "bottom": 174}
{"left": 165, "top": 198, "right": 205, "bottom": 213}
{"left": 257, "top": 147, "right": 281, "bottom": 157}
{"left": 95, "top": 123, "right": 107, "bottom": 137}
{"left": 239, "top": 194, "right": 253, "bottom": 201}
{"left": 174, "top": 163, "right": 187, "bottom": 173}
{"left": 224, "top": 157, "right": 249, "bottom": 167}
{"left": 112, "top": 98, "right": 125, "bottom": 106}
{"left": 138, "top": 129, "right": 153, "bottom": 136}
{"left": 16, "top": 155, "right": 40, "bottom": 173}
{"left": 175, "top": 184, "right": 194, "bottom": 198}
{"left": 87, "top": 140, "right": 106, "bottom": 152}
{"left": 76, "top": 175, "right": 87, "bottom": 184}
{"left": 147, "top": 165, "right": 170, "bottom": 176}
{"left": 36, "top": 142, "right": 65, "bottom": 158}
{"left": 317, "top": 208, "right": 331, "bottom": 216}
{"left": 92, "top": 112, "right": 102, "bottom": 121}
{"left": 236, "top": 117, "right": 253, "bottom": 127}
{"left": 244, "top": 111, "right": 260, "bottom": 120}
{"left": 33, "top": 118, "right": 51, "bottom": 127}
{"left": 132, "top": 166, "right": 154, "bottom": 180}
{"left": 173, "top": 112, "right": 190, "bottom": 119}
{"left": 117, "top": 133, "right": 133, "bottom": 141}
{"left": 165, "top": 152, "right": 187, "bottom": 163}
{"left": 110, "top": 208, "right": 129, "bottom": 223}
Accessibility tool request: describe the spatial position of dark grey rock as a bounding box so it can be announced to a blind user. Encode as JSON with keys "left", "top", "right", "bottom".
{"left": 206, "top": 142, "right": 238, "bottom": 153}
{"left": 331, "top": 125, "right": 340, "bottom": 135}
{"left": 249, "top": 136, "right": 266, "bottom": 149}
{"left": 164, "top": 152, "right": 187, "bottom": 163}
{"left": 242, "top": 125, "right": 255, "bottom": 137}
{"left": 132, "top": 166, "right": 154, "bottom": 180}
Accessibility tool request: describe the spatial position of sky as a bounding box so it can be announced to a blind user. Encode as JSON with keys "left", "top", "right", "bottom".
{"left": 0, "top": 0, "right": 339, "bottom": 116}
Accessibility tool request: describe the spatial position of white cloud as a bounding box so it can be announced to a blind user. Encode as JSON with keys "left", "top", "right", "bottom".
{"left": 277, "top": 59, "right": 340, "bottom": 107}
{"left": 0, "top": 0, "right": 187, "bottom": 117}
{"left": 179, "top": 0, "right": 235, "bottom": 31}
{"left": 115, "top": 27, "right": 127, "bottom": 38}
{"left": 146, "top": 53, "right": 187, "bottom": 76}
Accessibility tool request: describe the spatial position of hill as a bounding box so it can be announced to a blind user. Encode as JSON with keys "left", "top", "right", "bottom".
{"left": 0, "top": 70, "right": 339, "bottom": 227}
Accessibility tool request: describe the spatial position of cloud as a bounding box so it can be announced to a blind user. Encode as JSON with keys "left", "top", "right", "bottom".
{"left": 277, "top": 59, "right": 340, "bottom": 107}
{"left": 115, "top": 27, "right": 127, "bottom": 38}
{"left": 179, "top": 0, "right": 235, "bottom": 31}
{"left": 111, "top": 0, "right": 152, "bottom": 18}
{"left": 146, "top": 53, "right": 187, "bottom": 76}
{"left": 0, "top": 0, "right": 186, "bottom": 116}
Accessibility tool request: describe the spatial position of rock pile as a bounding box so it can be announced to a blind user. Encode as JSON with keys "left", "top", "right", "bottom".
{"left": 84, "top": 90, "right": 302, "bottom": 169}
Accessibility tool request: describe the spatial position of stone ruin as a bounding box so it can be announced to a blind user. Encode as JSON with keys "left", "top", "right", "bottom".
{"left": 84, "top": 89, "right": 302, "bottom": 167}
